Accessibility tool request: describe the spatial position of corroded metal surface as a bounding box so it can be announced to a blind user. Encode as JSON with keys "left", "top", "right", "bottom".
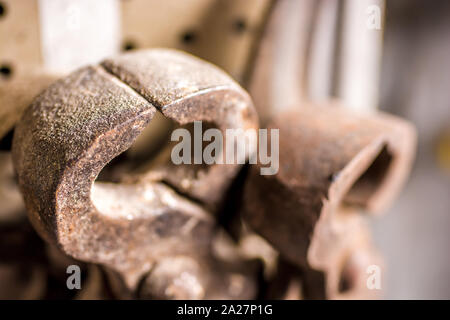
{"left": 242, "top": 104, "right": 416, "bottom": 295}
{"left": 12, "top": 49, "right": 258, "bottom": 290}
{"left": 102, "top": 49, "right": 258, "bottom": 210}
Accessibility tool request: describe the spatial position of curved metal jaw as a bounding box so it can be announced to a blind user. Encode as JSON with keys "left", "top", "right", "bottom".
{"left": 12, "top": 49, "right": 258, "bottom": 290}
{"left": 242, "top": 103, "right": 416, "bottom": 297}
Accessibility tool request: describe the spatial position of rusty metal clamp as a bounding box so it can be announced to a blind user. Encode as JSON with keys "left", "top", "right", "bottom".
{"left": 12, "top": 49, "right": 259, "bottom": 293}
{"left": 242, "top": 103, "right": 416, "bottom": 297}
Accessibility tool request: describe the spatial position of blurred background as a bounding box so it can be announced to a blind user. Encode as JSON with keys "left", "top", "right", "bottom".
{"left": 0, "top": 0, "right": 449, "bottom": 299}
{"left": 373, "top": 0, "right": 450, "bottom": 299}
